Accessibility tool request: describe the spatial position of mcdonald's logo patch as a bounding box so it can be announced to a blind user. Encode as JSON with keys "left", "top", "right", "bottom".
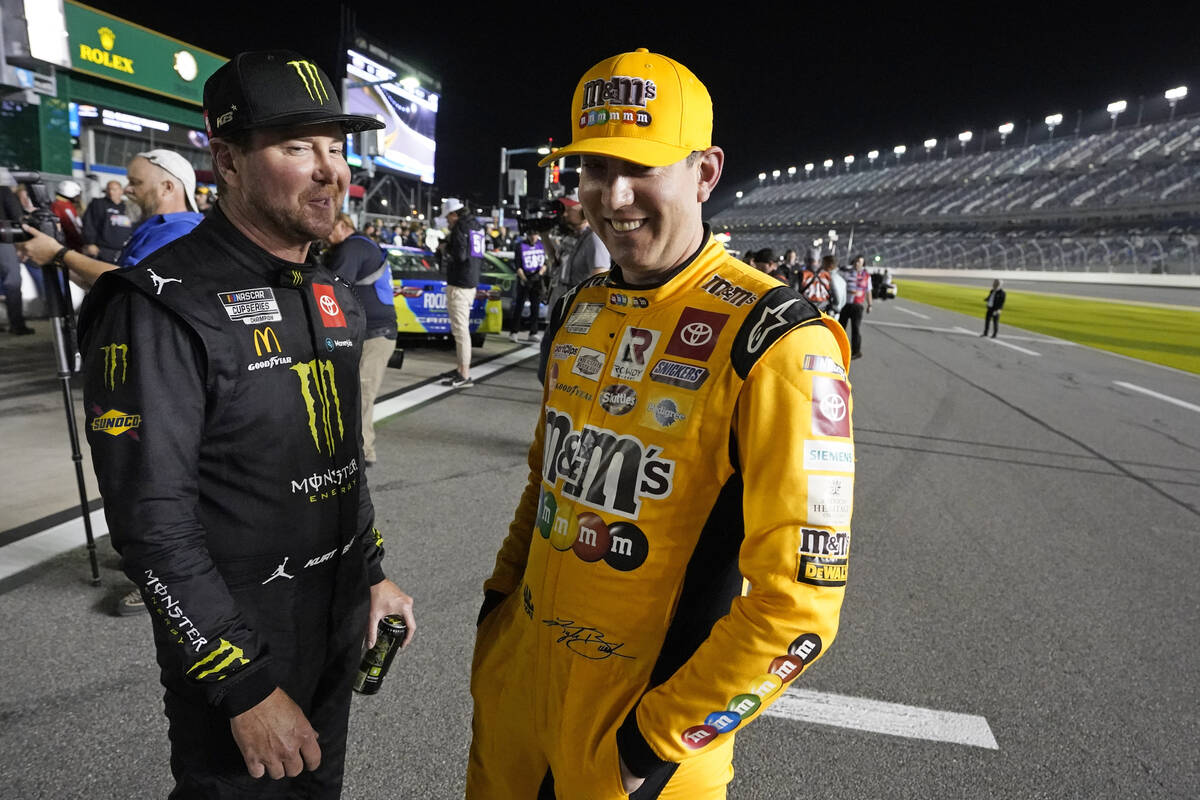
{"left": 287, "top": 60, "right": 328, "bottom": 103}
{"left": 253, "top": 327, "right": 281, "bottom": 356}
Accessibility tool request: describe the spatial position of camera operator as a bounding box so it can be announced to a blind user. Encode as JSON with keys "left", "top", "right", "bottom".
{"left": 21, "top": 150, "right": 202, "bottom": 289}
{"left": 0, "top": 185, "right": 34, "bottom": 335}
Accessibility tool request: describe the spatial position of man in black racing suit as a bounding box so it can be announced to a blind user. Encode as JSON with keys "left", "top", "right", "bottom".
{"left": 79, "top": 51, "right": 415, "bottom": 798}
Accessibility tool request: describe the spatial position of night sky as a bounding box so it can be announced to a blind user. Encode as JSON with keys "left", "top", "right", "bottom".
{"left": 84, "top": 1, "right": 1198, "bottom": 213}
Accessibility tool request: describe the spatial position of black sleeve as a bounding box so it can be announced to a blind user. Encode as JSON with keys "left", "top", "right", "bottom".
{"left": 0, "top": 187, "right": 21, "bottom": 221}
{"left": 82, "top": 282, "right": 278, "bottom": 717}
{"left": 449, "top": 219, "right": 469, "bottom": 263}
{"left": 327, "top": 237, "right": 382, "bottom": 284}
{"left": 81, "top": 201, "right": 102, "bottom": 245}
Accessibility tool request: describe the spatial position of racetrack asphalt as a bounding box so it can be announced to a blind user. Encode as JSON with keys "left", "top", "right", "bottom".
{"left": 0, "top": 291, "right": 1197, "bottom": 798}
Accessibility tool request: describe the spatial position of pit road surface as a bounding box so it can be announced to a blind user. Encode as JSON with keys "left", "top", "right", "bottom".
{"left": 0, "top": 295, "right": 1196, "bottom": 799}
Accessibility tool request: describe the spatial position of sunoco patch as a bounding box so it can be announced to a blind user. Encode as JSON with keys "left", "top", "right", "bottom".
{"left": 218, "top": 288, "right": 282, "bottom": 325}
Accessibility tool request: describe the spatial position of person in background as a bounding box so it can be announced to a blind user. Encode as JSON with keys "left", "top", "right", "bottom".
{"left": 800, "top": 254, "right": 834, "bottom": 312}
{"left": 50, "top": 180, "right": 85, "bottom": 251}
{"left": 982, "top": 279, "right": 1006, "bottom": 337}
{"left": 193, "top": 186, "right": 214, "bottom": 216}
{"left": 779, "top": 248, "right": 801, "bottom": 285}
{"left": 828, "top": 256, "right": 847, "bottom": 319}
{"left": 326, "top": 212, "right": 396, "bottom": 467}
{"left": 509, "top": 229, "right": 546, "bottom": 342}
{"left": 440, "top": 197, "right": 483, "bottom": 388}
{"left": 0, "top": 184, "right": 33, "bottom": 334}
{"left": 545, "top": 191, "right": 610, "bottom": 313}
{"left": 838, "top": 255, "right": 872, "bottom": 359}
{"left": 82, "top": 180, "right": 134, "bottom": 264}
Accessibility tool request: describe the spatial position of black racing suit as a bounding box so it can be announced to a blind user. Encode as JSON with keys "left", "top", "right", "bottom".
{"left": 80, "top": 206, "right": 386, "bottom": 798}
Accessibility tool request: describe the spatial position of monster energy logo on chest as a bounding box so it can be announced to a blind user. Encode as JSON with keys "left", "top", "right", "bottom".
{"left": 100, "top": 343, "right": 128, "bottom": 389}
{"left": 291, "top": 359, "right": 344, "bottom": 453}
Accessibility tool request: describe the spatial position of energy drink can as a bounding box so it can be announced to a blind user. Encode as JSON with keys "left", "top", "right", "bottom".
{"left": 353, "top": 615, "right": 408, "bottom": 695}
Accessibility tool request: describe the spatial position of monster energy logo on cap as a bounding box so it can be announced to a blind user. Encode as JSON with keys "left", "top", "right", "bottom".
{"left": 291, "top": 359, "right": 344, "bottom": 454}
{"left": 202, "top": 50, "right": 386, "bottom": 136}
{"left": 287, "top": 60, "right": 328, "bottom": 103}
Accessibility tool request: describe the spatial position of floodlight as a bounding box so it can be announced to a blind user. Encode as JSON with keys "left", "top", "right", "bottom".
{"left": 1044, "top": 113, "right": 1063, "bottom": 127}
{"left": 867, "top": 150, "right": 879, "bottom": 160}
{"left": 1106, "top": 100, "right": 1127, "bottom": 114}
{"left": 735, "top": 190, "right": 744, "bottom": 198}
{"left": 923, "top": 138, "right": 937, "bottom": 149}
{"left": 893, "top": 145, "right": 906, "bottom": 155}
{"left": 998, "top": 122, "right": 1014, "bottom": 135}
{"left": 823, "top": 159, "right": 834, "bottom": 168}
{"left": 804, "top": 162, "right": 815, "bottom": 172}
{"left": 958, "top": 131, "right": 973, "bottom": 143}
{"left": 772, "top": 169, "right": 781, "bottom": 178}
{"left": 758, "top": 172, "right": 767, "bottom": 181}
{"left": 1165, "top": 86, "right": 1188, "bottom": 101}
{"left": 843, "top": 155, "right": 854, "bottom": 164}
{"left": 788, "top": 166, "right": 797, "bottom": 175}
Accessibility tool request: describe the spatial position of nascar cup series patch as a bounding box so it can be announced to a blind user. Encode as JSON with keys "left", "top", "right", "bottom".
{"left": 218, "top": 287, "right": 282, "bottom": 325}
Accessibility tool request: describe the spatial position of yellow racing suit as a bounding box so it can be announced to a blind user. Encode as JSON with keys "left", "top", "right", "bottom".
{"left": 468, "top": 234, "right": 854, "bottom": 799}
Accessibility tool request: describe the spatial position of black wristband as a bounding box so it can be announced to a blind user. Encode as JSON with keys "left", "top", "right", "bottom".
{"left": 50, "top": 246, "right": 69, "bottom": 267}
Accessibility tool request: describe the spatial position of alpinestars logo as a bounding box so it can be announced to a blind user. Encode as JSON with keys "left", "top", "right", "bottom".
{"left": 287, "top": 60, "right": 328, "bottom": 102}
{"left": 100, "top": 343, "right": 128, "bottom": 389}
{"left": 291, "top": 360, "right": 344, "bottom": 454}
{"left": 747, "top": 297, "right": 803, "bottom": 354}
{"left": 542, "top": 406, "right": 674, "bottom": 520}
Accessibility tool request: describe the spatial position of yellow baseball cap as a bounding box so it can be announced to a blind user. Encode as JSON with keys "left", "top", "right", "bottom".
{"left": 537, "top": 48, "right": 712, "bottom": 168}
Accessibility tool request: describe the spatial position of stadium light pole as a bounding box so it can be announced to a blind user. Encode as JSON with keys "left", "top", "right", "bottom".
{"left": 1106, "top": 99, "right": 1126, "bottom": 131}
{"left": 758, "top": 172, "right": 767, "bottom": 183}
{"left": 1165, "top": 86, "right": 1188, "bottom": 120}
{"left": 772, "top": 169, "right": 781, "bottom": 183}
{"left": 998, "top": 122, "right": 1014, "bottom": 147}
{"left": 788, "top": 166, "right": 798, "bottom": 180}
{"left": 923, "top": 138, "right": 937, "bottom": 161}
{"left": 893, "top": 144, "right": 906, "bottom": 164}
{"left": 867, "top": 149, "right": 879, "bottom": 168}
{"left": 804, "top": 162, "right": 815, "bottom": 179}
{"left": 823, "top": 158, "right": 834, "bottom": 174}
{"left": 957, "top": 130, "right": 973, "bottom": 156}
{"left": 843, "top": 154, "right": 854, "bottom": 173}
{"left": 1045, "top": 113, "right": 1063, "bottom": 141}
{"left": 499, "top": 144, "right": 552, "bottom": 228}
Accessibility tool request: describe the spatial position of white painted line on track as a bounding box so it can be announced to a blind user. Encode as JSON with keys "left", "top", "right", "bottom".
{"left": 869, "top": 320, "right": 974, "bottom": 336}
{"left": 0, "top": 346, "right": 543, "bottom": 582}
{"left": 765, "top": 688, "right": 999, "bottom": 750}
{"left": 0, "top": 509, "right": 108, "bottom": 582}
{"left": 374, "top": 345, "right": 539, "bottom": 422}
{"left": 989, "top": 339, "right": 1041, "bottom": 356}
{"left": 1113, "top": 381, "right": 1200, "bottom": 414}
{"left": 893, "top": 305, "right": 931, "bottom": 320}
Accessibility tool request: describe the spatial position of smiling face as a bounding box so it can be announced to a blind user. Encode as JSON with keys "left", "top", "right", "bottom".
{"left": 578, "top": 149, "right": 723, "bottom": 284}
{"left": 216, "top": 123, "right": 348, "bottom": 253}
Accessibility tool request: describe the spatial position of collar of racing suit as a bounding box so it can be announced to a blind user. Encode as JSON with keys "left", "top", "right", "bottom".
{"left": 206, "top": 202, "right": 320, "bottom": 287}
{"left": 604, "top": 223, "right": 711, "bottom": 292}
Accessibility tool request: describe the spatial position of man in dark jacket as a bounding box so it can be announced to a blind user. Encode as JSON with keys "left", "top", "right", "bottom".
{"left": 327, "top": 212, "right": 396, "bottom": 466}
{"left": 982, "top": 279, "right": 1006, "bottom": 337}
{"left": 440, "top": 197, "right": 483, "bottom": 388}
{"left": 82, "top": 180, "right": 134, "bottom": 263}
{"left": 79, "top": 50, "right": 415, "bottom": 797}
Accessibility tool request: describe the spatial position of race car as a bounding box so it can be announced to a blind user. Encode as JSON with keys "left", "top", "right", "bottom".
{"left": 387, "top": 245, "right": 503, "bottom": 346}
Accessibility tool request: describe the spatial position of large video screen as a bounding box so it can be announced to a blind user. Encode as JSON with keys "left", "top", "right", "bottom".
{"left": 345, "top": 49, "right": 438, "bottom": 184}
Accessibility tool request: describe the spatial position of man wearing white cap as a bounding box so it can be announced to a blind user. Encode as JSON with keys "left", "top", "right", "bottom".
{"left": 21, "top": 149, "right": 204, "bottom": 288}
{"left": 468, "top": 49, "right": 854, "bottom": 798}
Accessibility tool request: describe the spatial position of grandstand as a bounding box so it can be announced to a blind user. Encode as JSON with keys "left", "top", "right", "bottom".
{"left": 714, "top": 113, "right": 1200, "bottom": 274}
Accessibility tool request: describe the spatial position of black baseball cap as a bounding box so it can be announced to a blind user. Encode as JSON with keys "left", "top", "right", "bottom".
{"left": 204, "top": 50, "right": 385, "bottom": 137}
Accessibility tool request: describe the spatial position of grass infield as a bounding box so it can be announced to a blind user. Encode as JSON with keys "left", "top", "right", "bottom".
{"left": 894, "top": 279, "right": 1200, "bottom": 375}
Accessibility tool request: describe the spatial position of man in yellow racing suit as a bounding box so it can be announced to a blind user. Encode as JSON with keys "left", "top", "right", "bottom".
{"left": 468, "top": 49, "right": 854, "bottom": 799}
